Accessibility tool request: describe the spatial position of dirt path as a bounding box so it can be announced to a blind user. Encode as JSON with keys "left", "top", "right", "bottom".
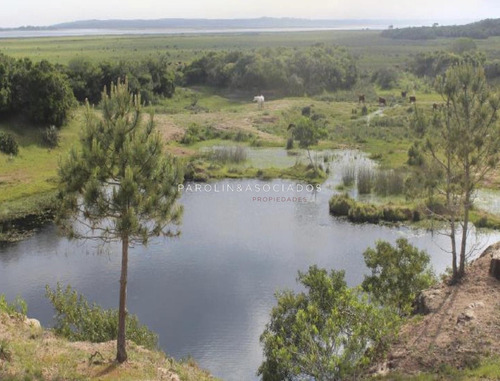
{"left": 153, "top": 100, "right": 306, "bottom": 148}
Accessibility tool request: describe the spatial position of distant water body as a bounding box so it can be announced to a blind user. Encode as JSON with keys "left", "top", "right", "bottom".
{"left": 0, "top": 20, "right": 474, "bottom": 38}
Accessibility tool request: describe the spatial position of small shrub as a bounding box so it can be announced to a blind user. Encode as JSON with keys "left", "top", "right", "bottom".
{"left": 357, "top": 167, "right": 373, "bottom": 194}
{"left": 361, "top": 105, "right": 368, "bottom": 115}
{"left": 251, "top": 138, "right": 263, "bottom": 147}
{"left": 372, "top": 67, "right": 398, "bottom": 90}
{"left": 0, "top": 132, "right": 19, "bottom": 155}
{"left": 369, "top": 153, "right": 383, "bottom": 161}
{"left": 329, "top": 193, "right": 355, "bottom": 216}
{"left": 45, "top": 283, "right": 158, "bottom": 350}
{"left": 407, "top": 142, "right": 424, "bottom": 166}
{"left": 181, "top": 124, "right": 202, "bottom": 144}
{"left": 234, "top": 130, "right": 252, "bottom": 142}
{"left": 0, "top": 294, "right": 27, "bottom": 317}
{"left": 0, "top": 339, "right": 12, "bottom": 362}
{"left": 41, "top": 125, "right": 60, "bottom": 148}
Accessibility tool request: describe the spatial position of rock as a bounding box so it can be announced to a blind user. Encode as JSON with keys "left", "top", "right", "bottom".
{"left": 24, "top": 318, "right": 41, "bottom": 329}
{"left": 414, "top": 289, "right": 444, "bottom": 314}
{"left": 468, "top": 301, "right": 485, "bottom": 309}
{"left": 489, "top": 250, "right": 500, "bottom": 280}
{"left": 457, "top": 309, "right": 476, "bottom": 324}
{"left": 157, "top": 367, "right": 180, "bottom": 381}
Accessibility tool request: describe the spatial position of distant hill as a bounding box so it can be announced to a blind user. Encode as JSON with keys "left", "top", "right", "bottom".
{"left": 382, "top": 18, "right": 500, "bottom": 40}
{"left": 0, "top": 17, "right": 438, "bottom": 32}
{"left": 49, "top": 18, "right": 379, "bottom": 30}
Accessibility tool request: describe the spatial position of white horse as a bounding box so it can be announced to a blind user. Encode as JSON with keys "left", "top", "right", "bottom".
{"left": 253, "top": 95, "right": 265, "bottom": 109}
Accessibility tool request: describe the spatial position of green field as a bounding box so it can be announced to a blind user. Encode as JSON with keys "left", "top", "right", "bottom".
{"left": 2, "top": 30, "right": 498, "bottom": 70}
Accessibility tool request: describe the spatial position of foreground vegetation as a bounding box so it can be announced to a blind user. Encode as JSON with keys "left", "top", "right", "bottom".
{"left": 0, "top": 296, "right": 217, "bottom": 381}
{"left": 259, "top": 240, "right": 500, "bottom": 380}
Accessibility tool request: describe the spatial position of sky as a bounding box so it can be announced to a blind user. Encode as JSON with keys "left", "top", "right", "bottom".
{"left": 1, "top": 0, "right": 500, "bottom": 28}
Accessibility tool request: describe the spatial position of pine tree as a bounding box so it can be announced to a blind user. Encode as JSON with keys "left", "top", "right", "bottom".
{"left": 57, "top": 79, "right": 183, "bottom": 362}
{"left": 412, "top": 63, "right": 500, "bottom": 281}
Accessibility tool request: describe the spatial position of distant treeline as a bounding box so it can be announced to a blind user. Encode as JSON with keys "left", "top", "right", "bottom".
{"left": 183, "top": 45, "right": 358, "bottom": 95}
{"left": 382, "top": 18, "right": 500, "bottom": 40}
{"left": 408, "top": 51, "right": 485, "bottom": 78}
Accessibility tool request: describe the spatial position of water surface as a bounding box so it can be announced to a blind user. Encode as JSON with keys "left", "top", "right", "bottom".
{"left": 1, "top": 150, "right": 499, "bottom": 380}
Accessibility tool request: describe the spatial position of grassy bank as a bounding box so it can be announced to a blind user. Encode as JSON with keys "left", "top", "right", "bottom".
{"left": 0, "top": 112, "right": 84, "bottom": 241}
{"left": 329, "top": 193, "right": 500, "bottom": 230}
{"left": 0, "top": 310, "right": 217, "bottom": 380}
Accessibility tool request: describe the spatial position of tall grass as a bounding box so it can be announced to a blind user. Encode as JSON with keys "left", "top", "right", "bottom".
{"left": 208, "top": 146, "right": 247, "bottom": 164}
{"left": 341, "top": 164, "right": 356, "bottom": 187}
{"left": 374, "top": 169, "right": 405, "bottom": 196}
{"left": 357, "top": 166, "right": 374, "bottom": 194}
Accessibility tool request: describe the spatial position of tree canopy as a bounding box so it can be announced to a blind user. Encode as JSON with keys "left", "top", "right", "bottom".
{"left": 184, "top": 45, "right": 358, "bottom": 95}
{"left": 259, "top": 266, "right": 398, "bottom": 381}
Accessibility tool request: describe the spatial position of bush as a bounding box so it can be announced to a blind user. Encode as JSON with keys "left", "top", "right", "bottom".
{"left": 407, "top": 142, "right": 424, "bottom": 166}
{"left": 259, "top": 266, "right": 399, "bottom": 381}
{"left": 348, "top": 203, "right": 382, "bottom": 223}
{"left": 0, "top": 294, "right": 27, "bottom": 317}
{"left": 45, "top": 284, "right": 158, "bottom": 350}
{"left": 372, "top": 67, "right": 399, "bottom": 90}
{"left": 0, "top": 132, "right": 19, "bottom": 155}
{"left": 41, "top": 125, "right": 60, "bottom": 148}
{"left": 362, "top": 239, "right": 436, "bottom": 315}
{"left": 180, "top": 124, "right": 203, "bottom": 144}
{"left": 329, "top": 193, "right": 355, "bottom": 216}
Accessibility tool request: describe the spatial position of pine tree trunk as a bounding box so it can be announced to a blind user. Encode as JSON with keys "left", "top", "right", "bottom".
{"left": 116, "top": 235, "right": 129, "bottom": 363}
{"left": 450, "top": 218, "right": 458, "bottom": 281}
{"left": 459, "top": 194, "right": 470, "bottom": 279}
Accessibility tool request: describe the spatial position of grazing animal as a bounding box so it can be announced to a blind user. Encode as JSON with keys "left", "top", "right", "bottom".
{"left": 378, "top": 97, "right": 386, "bottom": 106}
{"left": 253, "top": 95, "right": 265, "bottom": 109}
{"left": 401, "top": 91, "right": 407, "bottom": 98}
{"left": 409, "top": 96, "right": 417, "bottom": 103}
{"left": 358, "top": 94, "right": 365, "bottom": 103}
{"left": 433, "top": 103, "right": 439, "bottom": 110}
